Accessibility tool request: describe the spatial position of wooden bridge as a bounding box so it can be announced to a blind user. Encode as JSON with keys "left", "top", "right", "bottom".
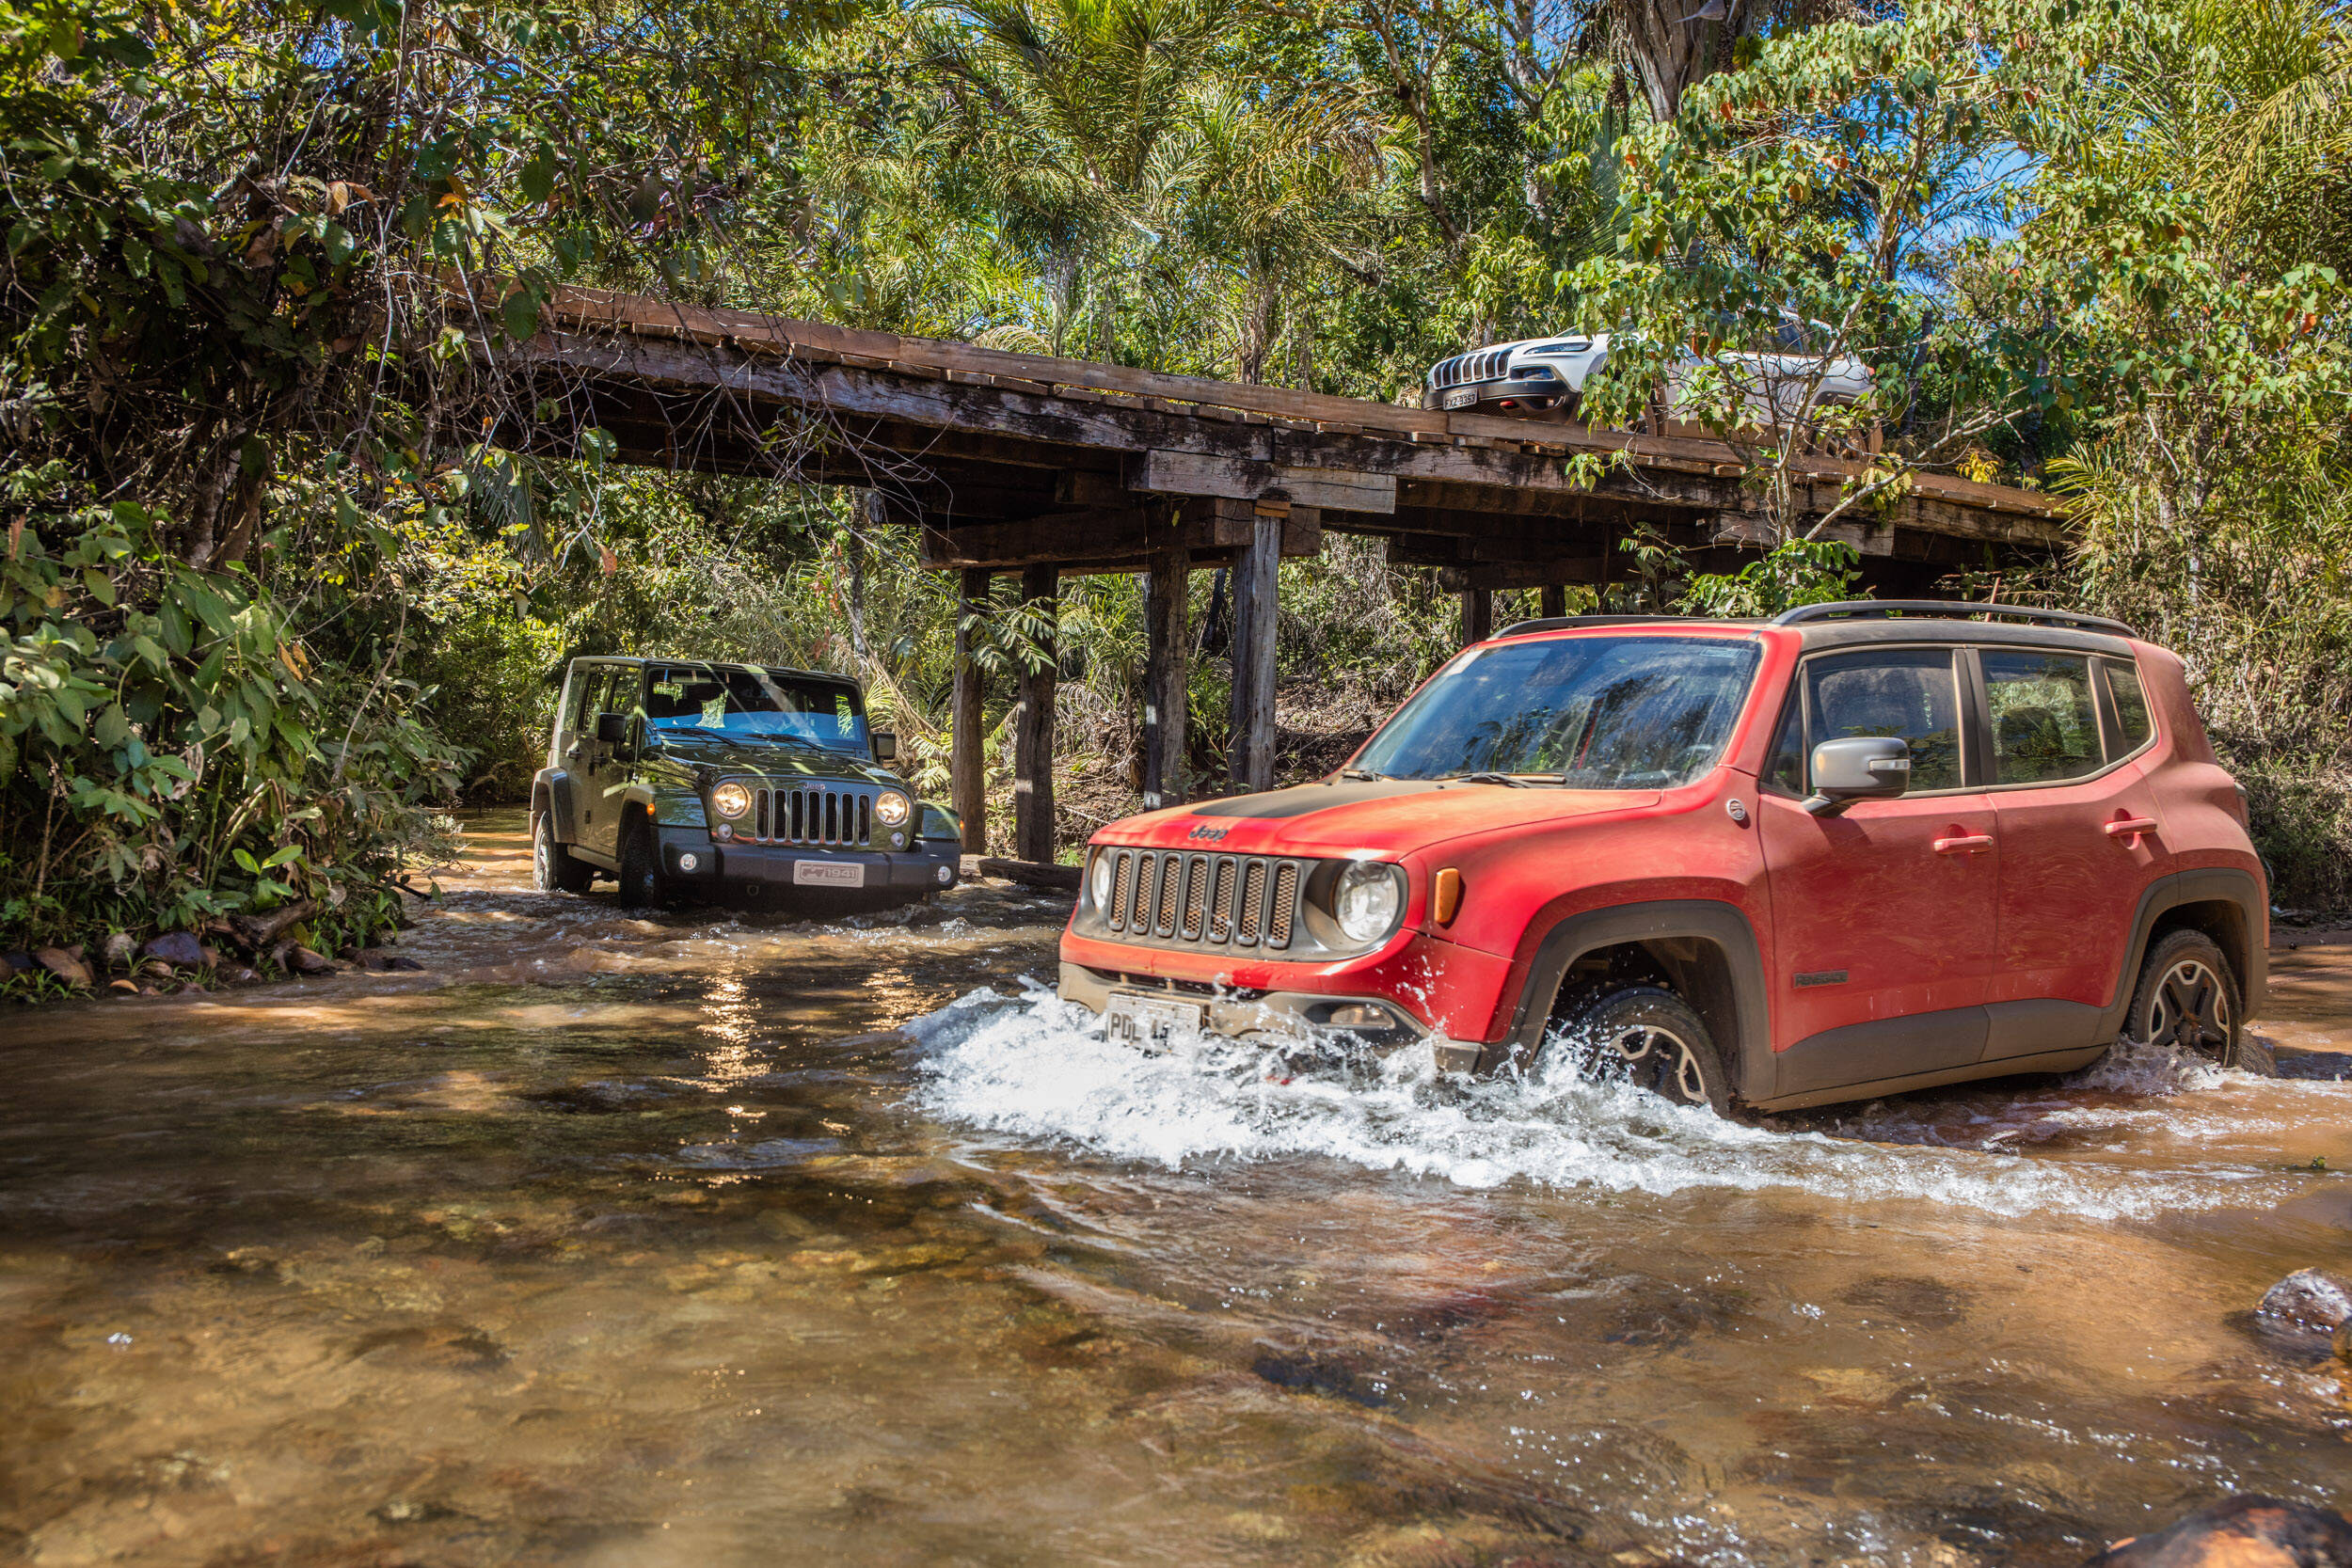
{"left": 469, "top": 285, "right": 2071, "bottom": 860}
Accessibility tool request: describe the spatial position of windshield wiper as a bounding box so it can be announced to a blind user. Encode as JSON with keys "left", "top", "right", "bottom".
{"left": 1450, "top": 771, "right": 1531, "bottom": 787}
{"left": 1339, "top": 768, "right": 1386, "bottom": 782}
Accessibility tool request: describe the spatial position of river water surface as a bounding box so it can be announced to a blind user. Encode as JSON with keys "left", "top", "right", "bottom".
{"left": 3, "top": 809, "right": 2347, "bottom": 1565}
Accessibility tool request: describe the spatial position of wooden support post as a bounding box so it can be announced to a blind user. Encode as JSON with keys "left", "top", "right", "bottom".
{"left": 951, "top": 568, "right": 991, "bottom": 854}
{"left": 1539, "top": 584, "right": 1567, "bottom": 621}
{"left": 1460, "top": 587, "right": 1493, "bottom": 645}
{"left": 1012, "top": 562, "right": 1058, "bottom": 863}
{"left": 1142, "top": 542, "right": 1189, "bottom": 811}
{"left": 1228, "top": 511, "right": 1281, "bottom": 793}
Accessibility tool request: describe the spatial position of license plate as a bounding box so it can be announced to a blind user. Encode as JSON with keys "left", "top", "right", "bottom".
{"left": 792, "top": 861, "right": 866, "bottom": 888}
{"left": 1441, "top": 386, "right": 1479, "bottom": 409}
{"left": 1104, "top": 991, "right": 1205, "bottom": 1053}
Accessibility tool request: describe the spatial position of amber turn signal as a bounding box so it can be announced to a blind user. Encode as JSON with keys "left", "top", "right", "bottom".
{"left": 1433, "top": 867, "right": 1464, "bottom": 925}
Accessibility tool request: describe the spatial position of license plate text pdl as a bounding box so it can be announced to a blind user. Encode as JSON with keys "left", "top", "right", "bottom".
{"left": 1104, "top": 991, "right": 1205, "bottom": 1053}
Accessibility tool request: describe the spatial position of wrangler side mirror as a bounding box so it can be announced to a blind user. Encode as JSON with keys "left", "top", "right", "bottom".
{"left": 1805, "top": 736, "right": 1911, "bottom": 816}
{"left": 871, "top": 730, "right": 898, "bottom": 763}
{"left": 595, "top": 711, "right": 630, "bottom": 753}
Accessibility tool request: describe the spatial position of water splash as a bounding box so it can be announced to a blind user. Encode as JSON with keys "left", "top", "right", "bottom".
{"left": 906, "top": 987, "right": 2272, "bottom": 1220}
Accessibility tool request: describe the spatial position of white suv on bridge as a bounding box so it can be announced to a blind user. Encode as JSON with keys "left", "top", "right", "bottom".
{"left": 1422, "top": 314, "right": 1872, "bottom": 421}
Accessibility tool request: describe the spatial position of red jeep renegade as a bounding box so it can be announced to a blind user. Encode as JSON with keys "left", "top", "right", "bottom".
{"left": 1058, "top": 601, "right": 2267, "bottom": 1115}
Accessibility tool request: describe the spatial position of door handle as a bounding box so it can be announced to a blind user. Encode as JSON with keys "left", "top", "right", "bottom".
{"left": 1932, "top": 833, "right": 1994, "bottom": 854}
{"left": 2104, "top": 817, "right": 2159, "bottom": 838}
{"left": 565, "top": 744, "right": 583, "bottom": 761}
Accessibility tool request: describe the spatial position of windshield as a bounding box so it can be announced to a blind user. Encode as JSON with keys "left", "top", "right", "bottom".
{"left": 641, "top": 664, "right": 869, "bottom": 752}
{"left": 1353, "top": 635, "right": 1759, "bottom": 788}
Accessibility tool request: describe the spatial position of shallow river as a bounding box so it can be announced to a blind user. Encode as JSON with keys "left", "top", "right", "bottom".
{"left": 3, "top": 809, "right": 2347, "bottom": 1565}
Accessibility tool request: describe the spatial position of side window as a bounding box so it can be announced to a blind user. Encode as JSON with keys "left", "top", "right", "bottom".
{"left": 1804, "top": 648, "right": 1963, "bottom": 791}
{"left": 570, "top": 668, "right": 608, "bottom": 734}
{"left": 2105, "top": 660, "right": 2154, "bottom": 754}
{"left": 609, "top": 667, "right": 645, "bottom": 721}
{"left": 1761, "top": 693, "right": 1806, "bottom": 796}
{"left": 1982, "top": 651, "right": 2102, "bottom": 784}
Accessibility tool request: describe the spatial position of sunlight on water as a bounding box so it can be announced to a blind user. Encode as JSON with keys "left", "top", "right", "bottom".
{"left": 908, "top": 987, "right": 2279, "bottom": 1220}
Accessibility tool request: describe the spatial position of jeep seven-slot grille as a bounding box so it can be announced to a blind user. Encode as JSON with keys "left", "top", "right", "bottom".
{"left": 745, "top": 784, "right": 871, "bottom": 847}
{"left": 1101, "top": 848, "right": 1300, "bottom": 950}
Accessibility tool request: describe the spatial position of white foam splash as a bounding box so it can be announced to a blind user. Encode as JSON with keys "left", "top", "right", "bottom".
{"left": 905, "top": 987, "right": 2267, "bottom": 1220}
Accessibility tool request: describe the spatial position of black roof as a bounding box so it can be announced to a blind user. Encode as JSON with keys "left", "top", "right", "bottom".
{"left": 542, "top": 654, "right": 863, "bottom": 689}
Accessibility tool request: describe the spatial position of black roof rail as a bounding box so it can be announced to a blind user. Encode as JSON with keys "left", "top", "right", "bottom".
{"left": 1492, "top": 613, "right": 1747, "bottom": 638}
{"left": 1772, "top": 599, "right": 2134, "bottom": 636}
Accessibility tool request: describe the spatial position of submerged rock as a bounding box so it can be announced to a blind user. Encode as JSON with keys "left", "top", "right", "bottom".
{"left": 2082, "top": 1494, "right": 2352, "bottom": 1565}
{"left": 288, "top": 946, "right": 338, "bottom": 975}
{"left": 2257, "top": 1269, "right": 2352, "bottom": 1335}
{"left": 142, "top": 931, "right": 206, "bottom": 969}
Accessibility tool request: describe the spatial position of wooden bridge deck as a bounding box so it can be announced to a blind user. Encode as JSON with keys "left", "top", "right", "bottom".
{"left": 468, "top": 284, "right": 2073, "bottom": 855}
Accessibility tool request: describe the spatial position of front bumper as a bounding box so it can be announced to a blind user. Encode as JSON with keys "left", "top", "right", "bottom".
{"left": 1057, "top": 961, "right": 1490, "bottom": 1072}
{"left": 1421, "top": 374, "right": 1571, "bottom": 412}
{"left": 656, "top": 826, "right": 959, "bottom": 897}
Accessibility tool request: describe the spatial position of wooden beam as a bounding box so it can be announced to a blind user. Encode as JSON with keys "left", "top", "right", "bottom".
{"left": 1439, "top": 559, "right": 1607, "bottom": 592}
{"left": 1142, "top": 540, "right": 1189, "bottom": 811}
{"left": 1229, "top": 512, "right": 1280, "bottom": 793}
{"left": 1129, "top": 449, "right": 1398, "bottom": 515}
{"left": 1540, "top": 585, "right": 1567, "bottom": 619}
{"left": 1459, "top": 588, "right": 1494, "bottom": 645}
{"left": 953, "top": 569, "right": 991, "bottom": 855}
{"left": 1011, "top": 563, "right": 1058, "bottom": 863}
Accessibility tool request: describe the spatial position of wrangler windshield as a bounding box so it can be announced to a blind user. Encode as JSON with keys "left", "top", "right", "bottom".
{"left": 642, "top": 665, "right": 868, "bottom": 752}
{"left": 1353, "top": 635, "right": 1759, "bottom": 787}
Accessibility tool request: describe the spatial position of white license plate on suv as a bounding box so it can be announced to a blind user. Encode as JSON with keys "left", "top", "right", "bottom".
{"left": 1104, "top": 991, "right": 1205, "bottom": 1053}
{"left": 1441, "top": 386, "right": 1480, "bottom": 409}
{"left": 792, "top": 861, "right": 866, "bottom": 888}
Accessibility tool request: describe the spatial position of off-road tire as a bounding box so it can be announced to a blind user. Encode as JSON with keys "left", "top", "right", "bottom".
{"left": 1546, "top": 984, "right": 1732, "bottom": 1115}
{"left": 2125, "top": 927, "right": 2242, "bottom": 1068}
{"left": 615, "top": 817, "right": 665, "bottom": 911}
{"left": 533, "top": 812, "right": 596, "bottom": 895}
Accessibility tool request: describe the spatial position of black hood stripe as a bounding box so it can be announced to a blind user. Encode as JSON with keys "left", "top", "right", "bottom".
{"left": 1187, "top": 779, "right": 1451, "bottom": 820}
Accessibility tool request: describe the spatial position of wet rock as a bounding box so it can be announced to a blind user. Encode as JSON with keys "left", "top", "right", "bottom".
{"left": 380, "top": 954, "right": 424, "bottom": 972}
{"left": 289, "top": 946, "right": 338, "bottom": 975}
{"left": 138, "top": 959, "right": 174, "bottom": 979}
{"left": 102, "top": 931, "right": 138, "bottom": 972}
{"left": 229, "top": 897, "right": 315, "bottom": 952}
{"left": 199, "top": 942, "right": 220, "bottom": 969}
{"left": 2257, "top": 1269, "right": 2352, "bottom": 1335}
{"left": 141, "top": 930, "right": 206, "bottom": 969}
{"left": 1251, "top": 1349, "right": 1391, "bottom": 1407}
{"left": 2082, "top": 1494, "right": 2352, "bottom": 1565}
{"left": 221, "top": 965, "right": 262, "bottom": 985}
{"left": 0, "top": 949, "right": 28, "bottom": 979}
{"left": 34, "top": 947, "right": 91, "bottom": 988}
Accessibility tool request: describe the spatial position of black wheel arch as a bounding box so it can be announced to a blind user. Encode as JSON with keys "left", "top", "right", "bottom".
{"left": 1502, "top": 899, "right": 1772, "bottom": 1105}
{"left": 2106, "top": 866, "right": 2267, "bottom": 1031}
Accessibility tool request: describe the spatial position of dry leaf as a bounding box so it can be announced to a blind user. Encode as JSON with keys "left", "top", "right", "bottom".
{"left": 599, "top": 547, "right": 619, "bottom": 577}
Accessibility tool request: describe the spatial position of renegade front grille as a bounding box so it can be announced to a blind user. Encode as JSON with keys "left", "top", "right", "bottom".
{"left": 743, "top": 784, "right": 872, "bottom": 847}
{"left": 1100, "top": 848, "right": 1301, "bottom": 951}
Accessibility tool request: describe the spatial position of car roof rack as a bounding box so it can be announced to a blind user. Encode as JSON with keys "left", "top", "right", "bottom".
{"left": 1772, "top": 599, "right": 2134, "bottom": 636}
{"left": 1491, "top": 613, "right": 1756, "bottom": 638}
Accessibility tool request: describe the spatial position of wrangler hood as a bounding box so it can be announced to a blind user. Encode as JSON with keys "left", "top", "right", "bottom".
{"left": 1103, "top": 777, "right": 1662, "bottom": 856}
{"left": 644, "top": 730, "right": 898, "bottom": 788}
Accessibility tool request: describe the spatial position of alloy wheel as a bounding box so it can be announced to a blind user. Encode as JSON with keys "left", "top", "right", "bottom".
{"left": 2147, "top": 958, "right": 2233, "bottom": 1057}
{"left": 1609, "top": 1023, "right": 1708, "bottom": 1103}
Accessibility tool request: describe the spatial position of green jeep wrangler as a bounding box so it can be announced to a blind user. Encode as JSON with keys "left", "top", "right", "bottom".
{"left": 531, "top": 657, "right": 961, "bottom": 911}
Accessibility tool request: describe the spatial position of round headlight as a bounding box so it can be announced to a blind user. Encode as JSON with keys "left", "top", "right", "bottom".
{"left": 1333, "top": 861, "right": 1403, "bottom": 944}
{"left": 711, "top": 782, "right": 751, "bottom": 819}
{"left": 874, "top": 791, "right": 911, "bottom": 828}
{"left": 1089, "top": 850, "right": 1115, "bottom": 908}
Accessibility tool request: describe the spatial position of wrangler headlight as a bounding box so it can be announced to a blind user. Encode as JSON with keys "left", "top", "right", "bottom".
{"left": 874, "top": 791, "right": 911, "bottom": 828}
{"left": 711, "top": 782, "right": 752, "bottom": 819}
{"left": 1332, "top": 861, "right": 1405, "bottom": 944}
{"left": 1089, "top": 850, "right": 1115, "bottom": 908}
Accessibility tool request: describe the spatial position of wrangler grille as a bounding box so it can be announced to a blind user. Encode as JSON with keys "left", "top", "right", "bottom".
{"left": 1100, "top": 847, "right": 1299, "bottom": 951}
{"left": 741, "top": 784, "right": 873, "bottom": 847}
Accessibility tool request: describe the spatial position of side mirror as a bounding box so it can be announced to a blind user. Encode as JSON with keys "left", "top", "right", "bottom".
{"left": 871, "top": 730, "right": 898, "bottom": 763}
{"left": 1805, "top": 736, "right": 1911, "bottom": 816}
{"left": 595, "top": 711, "right": 628, "bottom": 746}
